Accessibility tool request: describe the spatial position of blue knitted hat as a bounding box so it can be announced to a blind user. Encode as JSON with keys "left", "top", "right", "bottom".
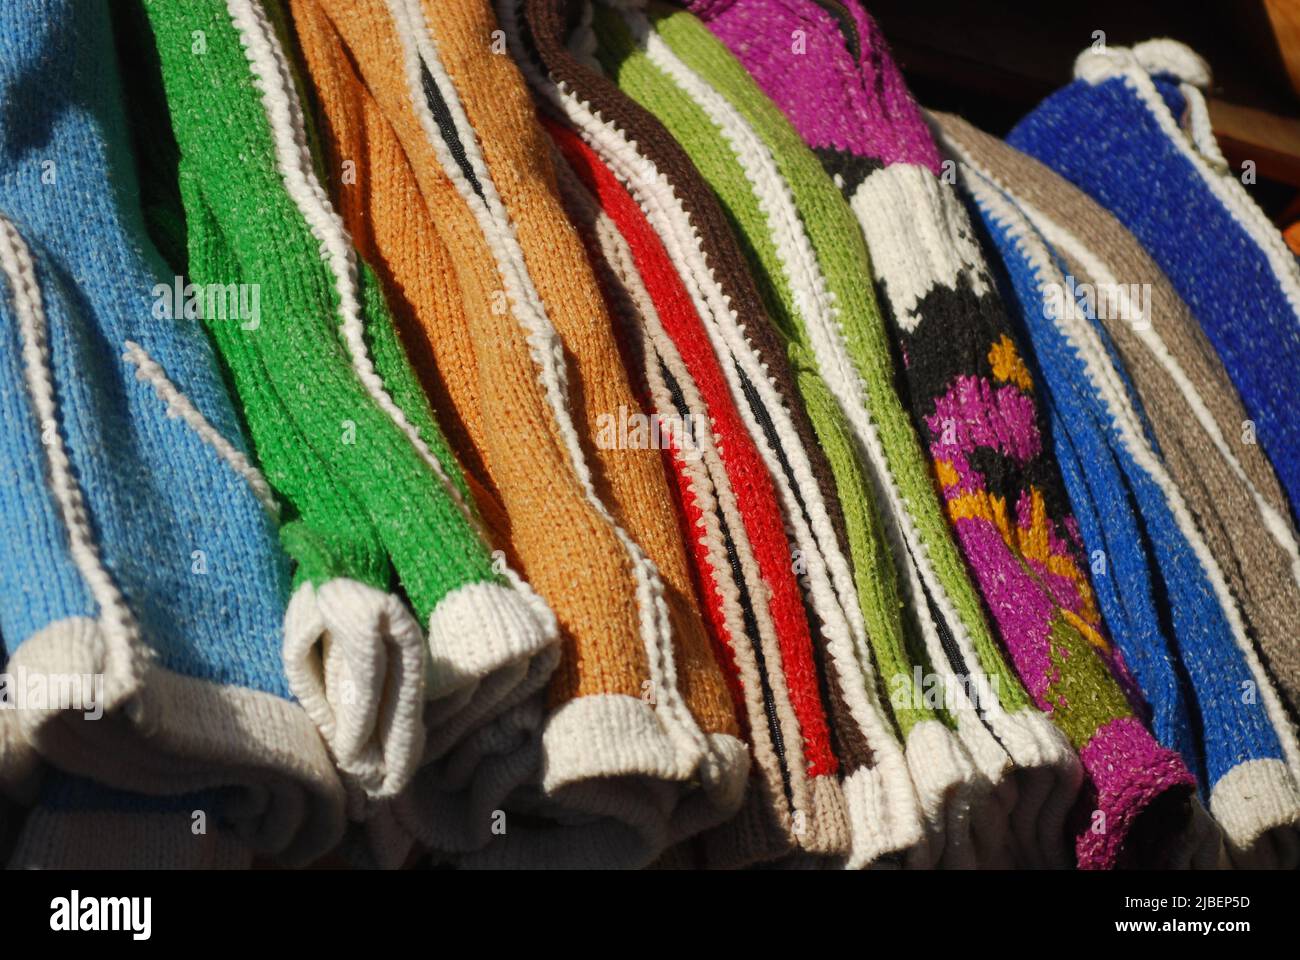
{"left": 0, "top": 0, "right": 343, "bottom": 863}
{"left": 942, "top": 135, "right": 1300, "bottom": 866}
{"left": 1007, "top": 39, "right": 1300, "bottom": 528}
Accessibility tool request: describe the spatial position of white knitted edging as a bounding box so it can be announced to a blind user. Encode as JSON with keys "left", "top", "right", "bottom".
{"left": 0, "top": 214, "right": 145, "bottom": 688}
{"left": 122, "top": 340, "right": 280, "bottom": 520}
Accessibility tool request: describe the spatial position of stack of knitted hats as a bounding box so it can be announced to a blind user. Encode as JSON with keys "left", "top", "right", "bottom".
{"left": 0, "top": 0, "right": 1296, "bottom": 869}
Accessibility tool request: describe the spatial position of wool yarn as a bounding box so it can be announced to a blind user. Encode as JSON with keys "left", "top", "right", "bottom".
{"left": 1008, "top": 39, "right": 1300, "bottom": 527}
{"left": 552, "top": 127, "right": 935, "bottom": 866}
{"left": 675, "top": 0, "right": 1196, "bottom": 869}
{"left": 936, "top": 110, "right": 1300, "bottom": 740}
{"left": 9, "top": 773, "right": 256, "bottom": 869}
{"left": 123, "top": 0, "right": 561, "bottom": 804}
{"left": 944, "top": 129, "right": 1300, "bottom": 866}
{"left": 595, "top": 0, "right": 1109, "bottom": 866}
{"left": 0, "top": 0, "right": 344, "bottom": 864}
{"left": 282, "top": 0, "right": 559, "bottom": 862}
{"left": 501, "top": 0, "right": 978, "bottom": 866}
{"left": 287, "top": 0, "right": 748, "bottom": 868}
{"left": 550, "top": 141, "right": 828, "bottom": 863}
{"left": 588, "top": 2, "right": 989, "bottom": 867}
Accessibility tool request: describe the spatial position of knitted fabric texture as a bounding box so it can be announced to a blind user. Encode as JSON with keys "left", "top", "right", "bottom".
{"left": 10, "top": 773, "right": 255, "bottom": 868}
{"left": 937, "top": 110, "right": 1300, "bottom": 740}
{"left": 283, "top": 0, "right": 561, "bottom": 863}
{"left": 127, "top": 0, "right": 558, "bottom": 804}
{"left": 600, "top": 2, "right": 1012, "bottom": 867}
{"left": 675, "top": 0, "right": 1185, "bottom": 868}
{"left": 596, "top": 0, "right": 1095, "bottom": 866}
{"left": 552, "top": 123, "right": 912, "bottom": 864}
{"left": 0, "top": 0, "right": 344, "bottom": 865}
{"left": 499, "top": 0, "right": 922, "bottom": 865}
{"left": 550, "top": 140, "right": 825, "bottom": 862}
{"left": 1008, "top": 39, "right": 1300, "bottom": 528}
{"left": 287, "top": 0, "right": 747, "bottom": 868}
{"left": 946, "top": 133, "right": 1300, "bottom": 867}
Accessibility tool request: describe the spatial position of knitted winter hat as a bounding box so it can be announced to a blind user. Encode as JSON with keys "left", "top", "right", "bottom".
{"left": 285, "top": 0, "right": 747, "bottom": 868}
{"left": 1008, "top": 39, "right": 1300, "bottom": 527}
{"left": 594, "top": 0, "right": 1098, "bottom": 866}
{"left": 674, "top": 0, "right": 1194, "bottom": 868}
{"left": 125, "top": 0, "right": 558, "bottom": 804}
{"left": 936, "top": 111, "right": 1300, "bottom": 740}
{"left": 944, "top": 130, "right": 1300, "bottom": 867}
{"left": 0, "top": 0, "right": 344, "bottom": 864}
{"left": 504, "top": 0, "right": 984, "bottom": 865}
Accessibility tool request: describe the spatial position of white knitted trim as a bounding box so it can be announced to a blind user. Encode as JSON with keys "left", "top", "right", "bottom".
{"left": 1209, "top": 758, "right": 1300, "bottom": 868}
{"left": 0, "top": 214, "right": 147, "bottom": 698}
{"left": 847, "top": 164, "right": 989, "bottom": 334}
{"left": 121, "top": 340, "right": 280, "bottom": 520}
{"left": 10, "top": 615, "right": 345, "bottom": 864}
{"left": 283, "top": 578, "right": 427, "bottom": 799}
{"left": 386, "top": 0, "right": 707, "bottom": 779}
{"left": 423, "top": 577, "right": 558, "bottom": 704}
{"left": 11, "top": 808, "right": 256, "bottom": 869}
{"left": 962, "top": 160, "right": 1300, "bottom": 796}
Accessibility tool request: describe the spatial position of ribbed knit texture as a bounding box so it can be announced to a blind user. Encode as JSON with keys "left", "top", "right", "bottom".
{"left": 126, "top": 0, "right": 558, "bottom": 804}
{"left": 676, "top": 0, "right": 1192, "bottom": 869}
{"left": 1008, "top": 40, "right": 1300, "bottom": 528}
{"left": 10, "top": 772, "right": 254, "bottom": 868}
{"left": 550, "top": 139, "right": 813, "bottom": 857}
{"left": 596, "top": 0, "right": 1098, "bottom": 866}
{"left": 499, "top": 0, "right": 917, "bottom": 865}
{"left": 947, "top": 131, "right": 1300, "bottom": 867}
{"left": 552, "top": 124, "right": 920, "bottom": 864}
{"left": 617, "top": 3, "right": 1014, "bottom": 868}
{"left": 282, "top": 0, "right": 561, "bottom": 863}
{"left": 938, "top": 110, "right": 1300, "bottom": 741}
{"left": 286, "top": 0, "right": 747, "bottom": 868}
{"left": 0, "top": 0, "right": 344, "bottom": 865}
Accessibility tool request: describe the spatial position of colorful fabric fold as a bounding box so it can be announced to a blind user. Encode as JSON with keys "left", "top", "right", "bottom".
{"left": 502, "top": 0, "right": 971, "bottom": 865}
{"left": 1007, "top": 39, "right": 1300, "bottom": 530}
{"left": 124, "top": 0, "right": 558, "bottom": 805}
{"left": 286, "top": 0, "right": 747, "bottom": 868}
{"left": 944, "top": 128, "right": 1300, "bottom": 867}
{"left": 0, "top": 0, "right": 345, "bottom": 865}
{"left": 552, "top": 129, "right": 884, "bottom": 863}
{"left": 938, "top": 106, "right": 1300, "bottom": 815}
{"left": 675, "top": 0, "right": 1194, "bottom": 867}
{"left": 596, "top": 0, "right": 1094, "bottom": 866}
